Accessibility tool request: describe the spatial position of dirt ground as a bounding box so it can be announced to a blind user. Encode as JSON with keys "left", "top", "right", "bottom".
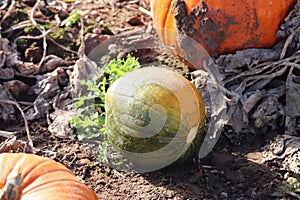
{"left": 0, "top": 0, "right": 299, "bottom": 199}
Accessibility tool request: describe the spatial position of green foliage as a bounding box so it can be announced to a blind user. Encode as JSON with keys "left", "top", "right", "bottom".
{"left": 104, "top": 54, "right": 140, "bottom": 81}
{"left": 24, "top": 25, "right": 36, "bottom": 33}
{"left": 15, "top": 1, "right": 22, "bottom": 8}
{"left": 49, "top": 28, "right": 65, "bottom": 39}
{"left": 277, "top": 176, "right": 300, "bottom": 195}
{"left": 61, "top": 10, "right": 82, "bottom": 27}
{"left": 71, "top": 55, "right": 140, "bottom": 161}
{"left": 17, "top": 38, "right": 26, "bottom": 49}
{"left": 15, "top": 1, "right": 26, "bottom": 14}
{"left": 84, "top": 26, "right": 94, "bottom": 34}
{"left": 42, "top": 23, "right": 56, "bottom": 30}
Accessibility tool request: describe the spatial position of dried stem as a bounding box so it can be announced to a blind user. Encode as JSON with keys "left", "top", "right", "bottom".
{"left": 77, "top": 16, "right": 85, "bottom": 58}
{"left": 224, "top": 53, "right": 300, "bottom": 94}
{"left": 138, "top": 7, "right": 153, "bottom": 17}
{"left": 27, "top": 0, "right": 78, "bottom": 66}
{"left": 46, "top": 34, "right": 78, "bottom": 55}
{"left": 0, "top": 0, "right": 16, "bottom": 34}
{"left": 0, "top": 130, "right": 17, "bottom": 138}
{"left": 0, "top": 100, "right": 33, "bottom": 148}
{"left": 280, "top": 26, "right": 300, "bottom": 59}
{"left": 29, "top": 0, "right": 47, "bottom": 68}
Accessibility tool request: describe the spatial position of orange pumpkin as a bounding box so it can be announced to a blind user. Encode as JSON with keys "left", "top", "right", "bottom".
{"left": 0, "top": 153, "right": 98, "bottom": 200}
{"left": 151, "top": 0, "right": 297, "bottom": 69}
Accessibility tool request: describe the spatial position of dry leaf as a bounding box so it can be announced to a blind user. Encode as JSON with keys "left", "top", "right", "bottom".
{"left": 40, "top": 55, "right": 65, "bottom": 73}
{"left": 0, "top": 68, "right": 14, "bottom": 80}
{"left": 0, "top": 85, "right": 17, "bottom": 125}
{"left": 3, "top": 80, "right": 30, "bottom": 101}
{"left": 262, "top": 135, "right": 300, "bottom": 174}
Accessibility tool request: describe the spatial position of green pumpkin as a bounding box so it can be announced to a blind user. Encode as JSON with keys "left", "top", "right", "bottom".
{"left": 105, "top": 67, "right": 205, "bottom": 172}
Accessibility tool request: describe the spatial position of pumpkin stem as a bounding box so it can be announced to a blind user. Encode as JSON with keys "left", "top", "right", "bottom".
{"left": 0, "top": 173, "right": 23, "bottom": 200}
{"left": 0, "top": 156, "right": 25, "bottom": 200}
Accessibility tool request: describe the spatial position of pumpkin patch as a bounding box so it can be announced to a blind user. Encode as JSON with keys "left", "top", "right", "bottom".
{"left": 0, "top": 0, "right": 299, "bottom": 198}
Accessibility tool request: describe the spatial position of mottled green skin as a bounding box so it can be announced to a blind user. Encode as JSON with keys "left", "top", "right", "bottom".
{"left": 106, "top": 84, "right": 178, "bottom": 152}
{"left": 106, "top": 83, "right": 205, "bottom": 162}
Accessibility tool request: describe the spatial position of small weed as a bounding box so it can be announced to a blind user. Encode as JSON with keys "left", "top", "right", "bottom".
{"left": 42, "top": 23, "right": 56, "bottom": 30}
{"left": 49, "top": 28, "right": 65, "bottom": 39}
{"left": 61, "top": 10, "right": 82, "bottom": 27}
{"left": 161, "top": 177, "right": 171, "bottom": 184}
{"left": 24, "top": 25, "right": 36, "bottom": 33}
{"left": 277, "top": 176, "right": 300, "bottom": 194}
{"left": 15, "top": 1, "right": 26, "bottom": 14}
{"left": 84, "top": 26, "right": 94, "bottom": 34}
{"left": 17, "top": 38, "right": 26, "bottom": 49}
{"left": 15, "top": 1, "right": 22, "bottom": 8}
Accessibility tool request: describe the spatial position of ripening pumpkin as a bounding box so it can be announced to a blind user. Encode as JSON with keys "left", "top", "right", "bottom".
{"left": 0, "top": 153, "right": 98, "bottom": 200}
{"left": 105, "top": 67, "right": 205, "bottom": 172}
{"left": 150, "top": 0, "right": 297, "bottom": 69}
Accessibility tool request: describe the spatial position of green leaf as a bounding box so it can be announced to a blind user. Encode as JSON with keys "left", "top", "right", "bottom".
{"left": 71, "top": 55, "right": 140, "bottom": 162}
{"left": 61, "top": 10, "right": 82, "bottom": 27}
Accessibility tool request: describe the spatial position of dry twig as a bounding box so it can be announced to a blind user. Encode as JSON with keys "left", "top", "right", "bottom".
{"left": 47, "top": 35, "right": 78, "bottom": 55}
{"left": 280, "top": 26, "right": 300, "bottom": 59}
{"left": 0, "top": 100, "right": 33, "bottom": 148}
{"left": 26, "top": 0, "right": 78, "bottom": 68}
{"left": 0, "top": 130, "right": 17, "bottom": 138}
{"left": 138, "top": 7, "right": 152, "bottom": 17}
{"left": 29, "top": 0, "right": 47, "bottom": 68}
{"left": 0, "top": 136, "right": 21, "bottom": 153}
{"left": 0, "top": 0, "right": 15, "bottom": 33}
